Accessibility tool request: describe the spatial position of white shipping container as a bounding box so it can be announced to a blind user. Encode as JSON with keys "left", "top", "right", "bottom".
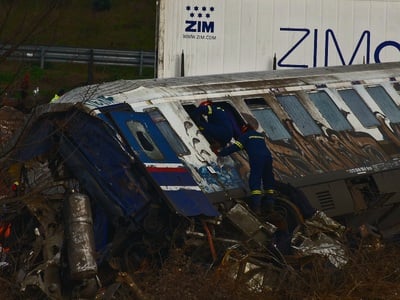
{"left": 156, "top": 0, "right": 400, "bottom": 78}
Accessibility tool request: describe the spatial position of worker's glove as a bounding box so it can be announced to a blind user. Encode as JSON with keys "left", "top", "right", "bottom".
{"left": 211, "top": 145, "right": 221, "bottom": 155}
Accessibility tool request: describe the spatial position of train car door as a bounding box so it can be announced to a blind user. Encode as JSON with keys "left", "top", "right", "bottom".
{"left": 108, "top": 111, "right": 219, "bottom": 217}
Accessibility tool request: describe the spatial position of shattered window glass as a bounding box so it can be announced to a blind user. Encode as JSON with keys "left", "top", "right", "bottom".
{"left": 308, "top": 91, "right": 352, "bottom": 131}
{"left": 245, "top": 98, "right": 291, "bottom": 141}
{"left": 276, "top": 94, "right": 321, "bottom": 136}
{"left": 366, "top": 86, "right": 400, "bottom": 123}
{"left": 147, "top": 109, "right": 190, "bottom": 156}
{"left": 338, "top": 89, "right": 379, "bottom": 128}
{"left": 126, "top": 121, "right": 164, "bottom": 160}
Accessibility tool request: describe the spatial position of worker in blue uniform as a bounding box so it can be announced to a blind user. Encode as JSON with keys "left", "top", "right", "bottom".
{"left": 216, "top": 124, "right": 275, "bottom": 214}
{"left": 50, "top": 89, "right": 65, "bottom": 103}
{"left": 195, "top": 100, "right": 239, "bottom": 148}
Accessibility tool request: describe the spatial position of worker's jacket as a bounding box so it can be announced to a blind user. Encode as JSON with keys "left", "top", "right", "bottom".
{"left": 195, "top": 104, "right": 234, "bottom": 145}
{"left": 218, "top": 129, "right": 272, "bottom": 162}
{"left": 50, "top": 94, "right": 60, "bottom": 103}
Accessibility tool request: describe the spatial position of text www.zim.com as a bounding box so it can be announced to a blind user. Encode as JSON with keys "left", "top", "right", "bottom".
{"left": 183, "top": 34, "right": 216, "bottom": 40}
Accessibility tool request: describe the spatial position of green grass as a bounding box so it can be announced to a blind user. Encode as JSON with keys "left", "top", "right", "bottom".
{"left": 0, "top": 0, "right": 156, "bottom": 105}
{"left": 1, "top": 0, "right": 156, "bottom": 50}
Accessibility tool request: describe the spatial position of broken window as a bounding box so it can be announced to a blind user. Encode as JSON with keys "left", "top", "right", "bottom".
{"left": 216, "top": 102, "right": 246, "bottom": 132}
{"left": 308, "top": 91, "right": 352, "bottom": 131}
{"left": 183, "top": 100, "right": 244, "bottom": 141}
{"left": 146, "top": 109, "right": 190, "bottom": 156}
{"left": 338, "top": 89, "right": 379, "bottom": 128}
{"left": 126, "top": 120, "right": 164, "bottom": 160}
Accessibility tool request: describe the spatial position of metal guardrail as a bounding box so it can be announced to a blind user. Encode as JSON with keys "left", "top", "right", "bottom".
{"left": 0, "top": 45, "right": 156, "bottom": 75}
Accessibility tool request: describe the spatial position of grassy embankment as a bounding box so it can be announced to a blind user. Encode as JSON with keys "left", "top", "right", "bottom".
{"left": 0, "top": 0, "right": 156, "bottom": 106}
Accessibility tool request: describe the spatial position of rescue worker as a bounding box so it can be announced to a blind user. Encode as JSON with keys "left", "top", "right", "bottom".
{"left": 20, "top": 73, "right": 30, "bottom": 101}
{"left": 216, "top": 124, "right": 275, "bottom": 214}
{"left": 50, "top": 89, "right": 65, "bottom": 103}
{"left": 0, "top": 222, "right": 11, "bottom": 255}
{"left": 194, "top": 100, "right": 237, "bottom": 149}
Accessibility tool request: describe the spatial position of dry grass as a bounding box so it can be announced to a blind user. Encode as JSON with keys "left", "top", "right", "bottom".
{"left": 128, "top": 241, "right": 400, "bottom": 300}
{"left": 0, "top": 238, "right": 399, "bottom": 299}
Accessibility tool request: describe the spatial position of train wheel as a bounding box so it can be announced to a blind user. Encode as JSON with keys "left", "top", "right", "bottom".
{"left": 262, "top": 196, "right": 304, "bottom": 234}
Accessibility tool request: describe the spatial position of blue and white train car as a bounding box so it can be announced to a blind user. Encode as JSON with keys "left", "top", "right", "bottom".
{"left": 58, "top": 62, "right": 400, "bottom": 233}
{"left": 4, "top": 62, "right": 400, "bottom": 298}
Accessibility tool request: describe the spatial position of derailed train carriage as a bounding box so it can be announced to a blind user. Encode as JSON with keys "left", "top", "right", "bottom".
{"left": 2, "top": 62, "right": 400, "bottom": 298}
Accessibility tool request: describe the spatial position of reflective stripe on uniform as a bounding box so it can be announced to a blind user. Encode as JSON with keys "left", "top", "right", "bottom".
{"left": 234, "top": 140, "right": 243, "bottom": 149}
{"left": 249, "top": 135, "right": 264, "bottom": 140}
{"left": 50, "top": 94, "right": 60, "bottom": 103}
{"left": 264, "top": 189, "right": 275, "bottom": 194}
{"left": 251, "top": 189, "right": 262, "bottom": 195}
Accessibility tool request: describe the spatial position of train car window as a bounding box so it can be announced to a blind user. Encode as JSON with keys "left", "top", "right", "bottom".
{"left": 216, "top": 102, "right": 246, "bottom": 130}
{"left": 214, "top": 102, "right": 245, "bottom": 138}
{"left": 245, "top": 98, "right": 291, "bottom": 141}
{"left": 366, "top": 86, "right": 400, "bottom": 123}
{"left": 276, "top": 95, "right": 322, "bottom": 136}
{"left": 338, "top": 89, "right": 379, "bottom": 128}
{"left": 308, "top": 91, "right": 352, "bottom": 131}
{"left": 126, "top": 121, "right": 164, "bottom": 160}
{"left": 183, "top": 101, "right": 244, "bottom": 139}
{"left": 183, "top": 104, "right": 197, "bottom": 121}
{"left": 146, "top": 109, "right": 190, "bottom": 156}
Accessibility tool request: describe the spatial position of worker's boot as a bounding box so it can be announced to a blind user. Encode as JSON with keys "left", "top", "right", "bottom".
{"left": 249, "top": 195, "right": 262, "bottom": 215}
{"left": 263, "top": 197, "right": 275, "bottom": 213}
{"left": 262, "top": 189, "right": 276, "bottom": 213}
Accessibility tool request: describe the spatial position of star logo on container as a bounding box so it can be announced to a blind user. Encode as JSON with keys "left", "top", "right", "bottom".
{"left": 184, "top": 5, "right": 215, "bottom": 33}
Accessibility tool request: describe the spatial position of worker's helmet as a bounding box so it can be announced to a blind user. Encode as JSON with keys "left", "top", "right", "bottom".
{"left": 240, "top": 124, "right": 249, "bottom": 133}
{"left": 199, "top": 100, "right": 212, "bottom": 107}
{"left": 241, "top": 123, "right": 255, "bottom": 133}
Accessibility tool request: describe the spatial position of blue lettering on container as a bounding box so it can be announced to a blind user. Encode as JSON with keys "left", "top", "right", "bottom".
{"left": 184, "top": 5, "right": 215, "bottom": 34}
{"left": 185, "top": 20, "right": 214, "bottom": 33}
{"left": 278, "top": 27, "right": 399, "bottom": 69}
{"left": 374, "top": 41, "right": 400, "bottom": 63}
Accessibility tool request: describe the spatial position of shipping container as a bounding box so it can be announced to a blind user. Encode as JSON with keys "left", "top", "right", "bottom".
{"left": 156, "top": 0, "right": 400, "bottom": 78}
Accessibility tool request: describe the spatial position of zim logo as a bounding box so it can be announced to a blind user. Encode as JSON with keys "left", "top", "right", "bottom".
{"left": 185, "top": 5, "right": 215, "bottom": 33}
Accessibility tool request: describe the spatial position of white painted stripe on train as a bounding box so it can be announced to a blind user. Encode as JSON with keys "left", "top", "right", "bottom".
{"left": 144, "top": 162, "right": 184, "bottom": 168}
{"left": 160, "top": 186, "right": 202, "bottom": 191}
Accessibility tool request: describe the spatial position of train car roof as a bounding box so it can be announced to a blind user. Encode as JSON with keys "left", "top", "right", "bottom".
{"left": 58, "top": 62, "right": 400, "bottom": 108}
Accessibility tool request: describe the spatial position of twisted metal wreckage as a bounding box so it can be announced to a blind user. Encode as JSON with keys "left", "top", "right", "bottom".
{"left": 1, "top": 62, "right": 400, "bottom": 299}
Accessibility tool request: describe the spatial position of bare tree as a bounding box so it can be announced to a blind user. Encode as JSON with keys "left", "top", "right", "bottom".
{"left": 0, "top": 1, "right": 63, "bottom": 198}
{"left": 0, "top": 1, "right": 63, "bottom": 100}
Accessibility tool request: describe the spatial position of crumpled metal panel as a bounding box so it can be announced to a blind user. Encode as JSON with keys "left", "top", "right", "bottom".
{"left": 291, "top": 211, "right": 348, "bottom": 268}
{"left": 291, "top": 230, "right": 348, "bottom": 268}
{"left": 304, "top": 210, "right": 346, "bottom": 238}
